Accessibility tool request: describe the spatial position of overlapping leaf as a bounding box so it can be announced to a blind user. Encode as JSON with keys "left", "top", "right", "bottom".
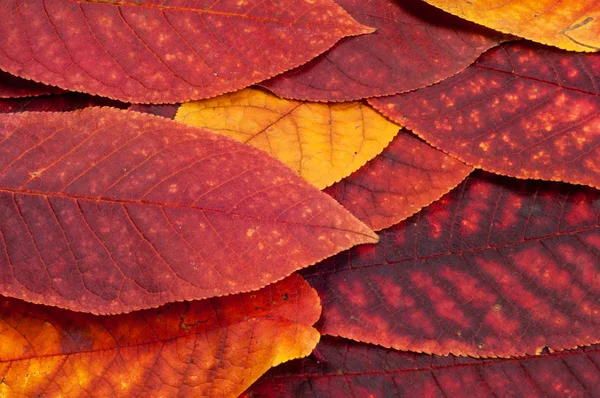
{"left": 0, "top": 93, "right": 127, "bottom": 113}
{"left": 245, "top": 336, "right": 600, "bottom": 397}
{"left": 260, "top": 0, "right": 504, "bottom": 102}
{"left": 324, "top": 130, "right": 473, "bottom": 231}
{"left": 305, "top": 171, "right": 600, "bottom": 357}
{"left": 176, "top": 88, "right": 400, "bottom": 189}
{"left": 0, "top": 71, "right": 60, "bottom": 98}
{"left": 0, "top": 0, "right": 373, "bottom": 103}
{"left": 422, "top": 0, "right": 600, "bottom": 51}
{"left": 0, "top": 274, "right": 321, "bottom": 398}
{"left": 0, "top": 108, "right": 377, "bottom": 314}
{"left": 371, "top": 41, "right": 600, "bottom": 188}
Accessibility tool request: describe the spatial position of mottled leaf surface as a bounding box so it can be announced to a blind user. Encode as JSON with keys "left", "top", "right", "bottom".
{"left": 245, "top": 336, "right": 600, "bottom": 397}
{"left": 371, "top": 41, "right": 600, "bottom": 188}
{"left": 0, "top": 108, "right": 377, "bottom": 314}
{"left": 324, "top": 130, "right": 472, "bottom": 231}
{"left": 176, "top": 88, "right": 399, "bottom": 189}
{"left": 0, "top": 93, "right": 127, "bottom": 113}
{"left": 0, "top": 0, "right": 373, "bottom": 103}
{"left": 306, "top": 171, "right": 600, "bottom": 357}
{"left": 0, "top": 70, "right": 61, "bottom": 98}
{"left": 422, "top": 0, "right": 600, "bottom": 51}
{"left": 260, "top": 0, "right": 503, "bottom": 101}
{"left": 0, "top": 274, "right": 321, "bottom": 398}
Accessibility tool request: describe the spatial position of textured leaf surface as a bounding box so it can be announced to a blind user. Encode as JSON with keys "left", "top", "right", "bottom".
{"left": 0, "top": 274, "right": 321, "bottom": 398}
{"left": 245, "top": 336, "right": 600, "bottom": 397}
{"left": 324, "top": 130, "right": 472, "bottom": 231}
{"left": 0, "top": 93, "right": 127, "bottom": 113}
{"left": 0, "top": 108, "right": 377, "bottom": 314}
{"left": 260, "top": 0, "right": 503, "bottom": 101}
{"left": 0, "top": 0, "right": 373, "bottom": 103}
{"left": 305, "top": 171, "right": 600, "bottom": 357}
{"left": 0, "top": 71, "right": 60, "bottom": 98}
{"left": 422, "top": 0, "right": 600, "bottom": 51}
{"left": 371, "top": 41, "right": 600, "bottom": 188}
{"left": 175, "top": 88, "right": 399, "bottom": 189}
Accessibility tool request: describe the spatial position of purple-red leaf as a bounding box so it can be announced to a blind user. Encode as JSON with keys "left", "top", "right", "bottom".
{"left": 306, "top": 171, "right": 600, "bottom": 357}
{"left": 0, "top": 108, "right": 377, "bottom": 314}
{"left": 0, "top": 0, "right": 373, "bottom": 103}
{"left": 324, "top": 130, "right": 473, "bottom": 231}
{"left": 0, "top": 93, "right": 127, "bottom": 113}
{"left": 370, "top": 41, "right": 600, "bottom": 188}
{"left": 0, "top": 70, "right": 61, "bottom": 98}
{"left": 260, "top": 0, "right": 504, "bottom": 102}
{"left": 245, "top": 336, "right": 600, "bottom": 397}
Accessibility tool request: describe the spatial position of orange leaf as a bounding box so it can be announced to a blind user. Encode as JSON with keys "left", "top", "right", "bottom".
{"left": 0, "top": 108, "right": 376, "bottom": 314}
{"left": 422, "top": 0, "right": 600, "bottom": 51}
{"left": 324, "top": 130, "right": 473, "bottom": 231}
{"left": 175, "top": 88, "right": 400, "bottom": 189}
{"left": 0, "top": 0, "right": 373, "bottom": 103}
{"left": 0, "top": 274, "right": 321, "bottom": 398}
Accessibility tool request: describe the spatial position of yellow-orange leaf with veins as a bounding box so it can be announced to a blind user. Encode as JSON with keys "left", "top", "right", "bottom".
{"left": 176, "top": 88, "right": 400, "bottom": 189}
{"left": 0, "top": 274, "right": 320, "bottom": 398}
{"left": 422, "top": 0, "right": 600, "bottom": 51}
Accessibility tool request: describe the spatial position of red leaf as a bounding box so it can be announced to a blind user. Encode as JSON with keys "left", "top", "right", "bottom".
{"left": 0, "top": 108, "right": 377, "bottom": 314}
{"left": 244, "top": 336, "right": 600, "bottom": 397}
{"left": 128, "top": 103, "right": 179, "bottom": 119}
{"left": 324, "top": 130, "right": 473, "bottom": 231}
{"left": 0, "top": 93, "right": 127, "bottom": 113}
{"left": 305, "top": 171, "right": 600, "bottom": 357}
{"left": 260, "top": 0, "right": 504, "bottom": 102}
{"left": 0, "top": 70, "right": 61, "bottom": 98}
{"left": 370, "top": 41, "right": 600, "bottom": 188}
{"left": 0, "top": 0, "right": 373, "bottom": 103}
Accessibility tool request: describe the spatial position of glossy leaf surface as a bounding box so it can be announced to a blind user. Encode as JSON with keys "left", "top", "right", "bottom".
{"left": 245, "top": 336, "right": 600, "bottom": 397}
{"left": 422, "top": 0, "right": 600, "bottom": 51}
{"left": 0, "top": 274, "right": 321, "bottom": 398}
{"left": 0, "top": 108, "right": 377, "bottom": 314}
{"left": 176, "top": 88, "right": 399, "bottom": 189}
{"left": 0, "top": 0, "right": 373, "bottom": 103}
{"left": 324, "top": 130, "right": 472, "bottom": 231}
{"left": 0, "top": 71, "right": 60, "bottom": 98}
{"left": 307, "top": 171, "right": 600, "bottom": 357}
{"left": 260, "top": 0, "right": 503, "bottom": 101}
{"left": 371, "top": 41, "right": 600, "bottom": 188}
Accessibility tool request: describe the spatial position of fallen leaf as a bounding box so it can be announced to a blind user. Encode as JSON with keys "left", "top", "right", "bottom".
{"left": 0, "top": 107, "right": 377, "bottom": 314}
{"left": 421, "top": 0, "right": 600, "bottom": 51}
{"left": 176, "top": 88, "right": 400, "bottom": 189}
{"left": 324, "top": 130, "right": 473, "bottom": 231}
{"left": 129, "top": 103, "right": 179, "bottom": 119}
{"left": 260, "top": 0, "right": 504, "bottom": 101}
{"left": 371, "top": 41, "right": 600, "bottom": 188}
{"left": 0, "top": 93, "right": 127, "bottom": 113}
{"left": 244, "top": 336, "right": 600, "bottom": 397}
{"left": 305, "top": 171, "right": 600, "bottom": 357}
{"left": 0, "top": 0, "right": 373, "bottom": 103}
{"left": 0, "top": 274, "right": 321, "bottom": 398}
{"left": 0, "top": 70, "right": 61, "bottom": 98}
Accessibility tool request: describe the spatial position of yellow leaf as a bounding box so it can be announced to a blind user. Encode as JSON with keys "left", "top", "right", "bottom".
{"left": 175, "top": 88, "right": 400, "bottom": 189}
{"left": 422, "top": 0, "right": 600, "bottom": 52}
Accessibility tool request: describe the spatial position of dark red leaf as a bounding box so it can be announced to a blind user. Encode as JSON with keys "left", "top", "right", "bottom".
{"left": 306, "top": 171, "right": 600, "bottom": 357}
{"left": 128, "top": 103, "right": 179, "bottom": 119}
{"left": 260, "top": 0, "right": 504, "bottom": 102}
{"left": 370, "top": 41, "right": 600, "bottom": 188}
{"left": 0, "top": 0, "right": 373, "bottom": 103}
{"left": 0, "top": 108, "right": 377, "bottom": 314}
{"left": 244, "top": 336, "right": 600, "bottom": 397}
{"left": 0, "top": 70, "right": 61, "bottom": 98}
{"left": 324, "top": 130, "right": 472, "bottom": 231}
{"left": 0, "top": 93, "right": 127, "bottom": 113}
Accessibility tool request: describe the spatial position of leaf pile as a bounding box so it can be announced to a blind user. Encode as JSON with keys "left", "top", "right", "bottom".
{"left": 1, "top": 0, "right": 599, "bottom": 397}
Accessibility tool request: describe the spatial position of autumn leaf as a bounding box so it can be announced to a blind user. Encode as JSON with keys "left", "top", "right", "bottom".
{"left": 0, "top": 0, "right": 373, "bottom": 103}
{"left": 0, "top": 274, "right": 321, "bottom": 398}
{"left": 0, "top": 70, "right": 61, "bottom": 98}
{"left": 421, "top": 0, "right": 600, "bottom": 52}
{"left": 260, "top": 0, "right": 505, "bottom": 101}
{"left": 0, "top": 108, "right": 377, "bottom": 314}
{"left": 175, "top": 88, "right": 400, "bottom": 189}
{"left": 0, "top": 92, "right": 127, "bottom": 113}
{"left": 324, "top": 130, "right": 473, "bottom": 231}
{"left": 305, "top": 171, "right": 600, "bottom": 357}
{"left": 245, "top": 336, "right": 600, "bottom": 397}
{"left": 371, "top": 41, "right": 600, "bottom": 188}
{"left": 129, "top": 103, "right": 179, "bottom": 119}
